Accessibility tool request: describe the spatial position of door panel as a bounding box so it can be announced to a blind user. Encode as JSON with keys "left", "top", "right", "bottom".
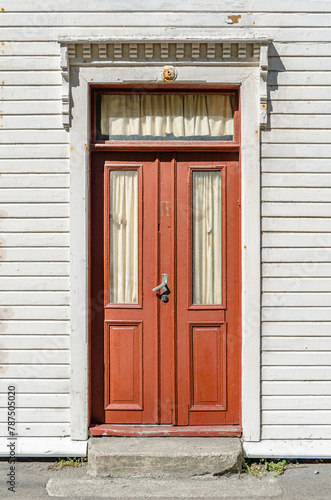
{"left": 90, "top": 151, "right": 240, "bottom": 427}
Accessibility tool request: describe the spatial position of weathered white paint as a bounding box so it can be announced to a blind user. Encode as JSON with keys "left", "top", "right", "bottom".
{"left": 244, "top": 440, "right": 331, "bottom": 459}
{"left": 0, "top": 438, "right": 87, "bottom": 457}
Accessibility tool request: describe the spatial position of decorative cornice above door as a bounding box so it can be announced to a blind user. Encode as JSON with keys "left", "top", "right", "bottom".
{"left": 60, "top": 39, "right": 270, "bottom": 131}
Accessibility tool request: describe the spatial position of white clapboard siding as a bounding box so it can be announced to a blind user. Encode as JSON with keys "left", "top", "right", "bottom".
{"left": 0, "top": 160, "right": 69, "bottom": 173}
{"left": 263, "top": 322, "right": 331, "bottom": 337}
{"left": 263, "top": 264, "right": 331, "bottom": 278}
{"left": 0, "top": 365, "right": 70, "bottom": 378}
{"left": 0, "top": 423, "right": 70, "bottom": 437}
{"left": 263, "top": 234, "right": 331, "bottom": 248}
{"left": 0, "top": 219, "right": 69, "bottom": 232}
{"left": 0, "top": 277, "right": 70, "bottom": 291}
{"left": 0, "top": 394, "right": 70, "bottom": 408}
{"left": 262, "top": 218, "right": 331, "bottom": 232}
{"left": 263, "top": 278, "right": 331, "bottom": 293}
{"left": 270, "top": 43, "right": 331, "bottom": 57}
{"left": 262, "top": 307, "right": 331, "bottom": 322}
{"left": 263, "top": 188, "right": 331, "bottom": 202}
{"left": 0, "top": 305, "right": 69, "bottom": 320}
{"left": 2, "top": 71, "right": 62, "bottom": 85}
{"left": 270, "top": 115, "right": 331, "bottom": 129}
{"left": 1, "top": 321, "right": 70, "bottom": 335}
{"left": 262, "top": 366, "right": 331, "bottom": 381}
{"left": 0, "top": 248, "right": 69, "bottom": 262}
{"left": 0, "top": 190, "right": 69, "bottom": 203}
{"left": 0, "top": 335, "right": 69, "bottom": 349}
{"left": 0, "top": 379, "right": 69, "bottom": 393}
{"left": 263, "top": 352, "right": 331, "bottom": 366}
{"left": 0, "top": 263, "right": 69, "bottom": 276}
{"left": 269, "top": 86, "right": 331, "bottom": 100}
{"left": 1, "top": 56, "right": 61, "bottom": 70}
{"left": 0, "top": 130, "right": 69, "bottom": 144}
{"left": 263, "top": 249, "right": 331, "bottom": 263}
{"left": 1, "top": 42, "right": 60, "bottom": 56}
{"left": 0, "top": 145, "right": 69, "bottom": 159}
{"left": 262, "top": 337, "right": 331, "bottom": 351}
{"left": 262, "top": 293, "right": 331, "bottom": 307}
{"left": 0, "top": 100, "right": 61, "bottom": 114}
{"left": 262, "top": 203, "right": 331, "bottom": 217}
{"left": 262, "top": 174, "right": 331, "bottom": 188}
{"left": 262, "top": 426, "right": 331, "bottom": 440}
{"left": 1, "top": 86, "right": 61, "bottom": 101}
{"left": 0, "top": 292, "right": 69, "bottom": 305}
{"left": 1, "top": 116, "right": 63, "bottom": 129}
{"left": 262, "top": 144, "right": 331, "bottom": 159}
{"left": 269, "top": 101, "right": 331, "bottom": 114}
{"left": 0, "top": 204, "right": 69, "bottom": 217}
{"left": 262, "top": 130, "right": 331, "bottom": 144}
{"left": 0, "top": 174, "right": 69, "bottom": 188}
{"left": 0, "top": 408, "right": 69, "bottom": 423}
{"left": 268, "top": 71, "right": 331, "bottom": 86}
{"left": 262, "top": 396, "right": 331, "bottom": 410}
{"left": 263, "top": 411, "right": 331, "bottom": 426}
{"left": 262, "top": 381, "right": 331, "bottom": 396}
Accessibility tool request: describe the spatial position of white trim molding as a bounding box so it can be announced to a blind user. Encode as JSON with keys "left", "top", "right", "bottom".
{"left": 0, "top": 438, "right": 87, "bottom": 458}
{"left": 67, "top": 37, "right": 270, "bottom": 443}
{"left": 244, "top": 440, "right": 331, "bottom": 459}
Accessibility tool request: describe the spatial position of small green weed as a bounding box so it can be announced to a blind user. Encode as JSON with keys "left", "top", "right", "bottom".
{"left": 242, "top": 457, "right": 298, "bottom": 478}
{"left": 48, "top": 457, "right": 87, "bottom": 469}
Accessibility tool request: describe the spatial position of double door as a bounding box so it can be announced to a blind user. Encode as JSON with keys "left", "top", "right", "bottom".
{"left": 90, "top": 151, "right": 240, "bottom": 427}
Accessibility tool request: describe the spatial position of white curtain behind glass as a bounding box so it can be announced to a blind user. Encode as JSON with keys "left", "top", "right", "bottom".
{"left": 101, "top": 94, "right": 234, "bottom": 139}
{"left": 193, "top": 171, "right": 222, "bottom": 304}
{"left": 109, "top": 171, "right": 138, "bottom": 304}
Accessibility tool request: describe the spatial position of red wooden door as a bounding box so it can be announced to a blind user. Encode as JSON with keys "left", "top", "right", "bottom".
{"left": 90, "top": 151, "right": 240, "bottom": 427}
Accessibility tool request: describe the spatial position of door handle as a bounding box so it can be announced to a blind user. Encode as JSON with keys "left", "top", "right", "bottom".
{"left": 152, "top": 274, "right": 168, "bottom": 294}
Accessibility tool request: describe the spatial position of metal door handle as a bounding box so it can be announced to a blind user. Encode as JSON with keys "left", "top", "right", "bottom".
{"left": 152, "top": 274, "right": 168, "bottom": 294}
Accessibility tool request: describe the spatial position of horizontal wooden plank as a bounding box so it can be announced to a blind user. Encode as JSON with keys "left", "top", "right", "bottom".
{"left": 1, "top": 42, "right": 60, "bottom": 56}
{"left": 262, "top": 337, "right": 331, "bottom": 351}
{"left": 263, "top": 278, "right": 331, "bottom": 292}
{"left": 262, "top": 396, "right": 331, "bottom": 410}
{"left": 0, "top": 219, "right": 69, "bottom": 232}
{"left": 0, "top": 234, "right": 69, "bottom": 248}
{"left": 1, "top": 27, "right": 331, "bottom": 43}
{"left": 1, "top": 86, "right": 62, "bottom": 101}
{"left": 1, "top": 71, "right": 62, "bottom": 85}
{"left": 262, "top": 144, "right": 331, "bottom": 159}
{"left": 0, "top": 100, "right": 61, "bottom": 115}
{"left": 262, "top": 130, "right": 331, "bottom": 144}
{"left": 0, "top": 393, "right": 69, "bottom": 408}
{"left": 263, "top": 218, "right": 331, "bottom": 233}
{"left": 269, "top": 115, "right": 331, "bottom": 129}
{"left": 0, "top": 422, "right": 70, "bottom": 437}
{"left": 0, "top": 174, "right": 68, "bottom": 188}
{"left": 263, "top": 263, "right": 331, "bottom": 278}
{"left": 270, "top": 43, "right": 331, "bottom": 57}
{"left": 0, "top": 130, "right": 69, "bottom": 144}
{"left": 269, "top": 101, "right": 331, "bottom": 115}
{"left": 262, "top": 307, "right": 331, "bottom": 322}
{"left": 0, "top": 379, "right": 69, "bottom": 393}
{"left": 0, "top": 190, "right": 69, "bottom": 203}
{"left": 262, "top": 188, "right": 331, "bottom": 202}
{"left": 0, "top": 248, "right": 69, "bottom": 262}
{"left": 263, "top": 351, "right": 331, "bottom": 366}
{"left": 0, "top": 305, "right": 69, "bottom": 320}
{"left": 262, "top": 248, "right": 331, "bottom": 263}
{"left": 0, "top": 262, "right": 69, "bottom": 276}
{"left": 1, "top": 116, "right": 63, "bottom": 129}
{"left": 0, "top": 321, "right": 70, "bottom": 334}
{"left": 1, "top": 350, "right": 69, "bottom": 364}
{"left": 0, "top": 160, "right": 69, "bottom": 174}
{"left": 0, "top": 291, "right": 70, "bottom": 306}
{"left": 262, "top": 381, "right": 331, "bottom": 396}
{"left": 0, "top": 204, "right": 69, "bottom": 217}
{"left": 2, "top": 12, "right": 331, "bottom": 27}
{"left": 263, "top": 322, "right": 331, "bottom": 336}
{"left": 263, "top": 173, "right": 331, "bottom": 188}
{"left": 262, "top": 293, "right": 331, "bottom": 307}
{"left": 0, "top": 277, "right": 69, "bottom": 291}
{"left": 263, "top": 411, "right": 331, "bottom": 426}
{"left": 262, "top": 203, "right": 331, "bottom": 217}
{"left": 263, "top": 233, "right": 331, "bottom": 248}
{"left": 0, "top": 335, "right": 69, "bottom": 349}
{"left": 270, "top": 57, "right": 331, "bottom": 72}
{"left": 262, "top": 366, "right": 331, "bottom": 381}
{"left": 269, "top": 86, "right": 331, "bottom": 101}
{"left": 262, "top": 425, "right": 331, "bottom": 440}
{"left": 0, "top": 146, "right": 69, "bottom": 159}
{"left": 2, "top": 0, "right": 331, "bottom": 12}
{"left": 0, "top": 408, "right": 69, "bottom": 423}
{"left": 0, "top": 56, "right": 60, "bottom": 70}
{"left": 268, "top": 71, "right": 331, "bottom": 86}
{"left": 0, "top": 365, "right": 70, "bottom": 378}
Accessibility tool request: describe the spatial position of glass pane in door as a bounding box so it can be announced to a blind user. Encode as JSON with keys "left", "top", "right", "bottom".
{"left": 109, "top": 170, "right": 138, "bottom": 304}
{"left": 192, "top": 171, "right": 222, "bottom": 304}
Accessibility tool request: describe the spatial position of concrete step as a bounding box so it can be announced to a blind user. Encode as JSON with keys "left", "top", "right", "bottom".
{"left": 87, "top": 437, "right": 242, "bottom": 478}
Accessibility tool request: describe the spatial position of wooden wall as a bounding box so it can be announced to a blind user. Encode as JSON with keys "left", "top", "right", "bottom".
{"left": 1, "top": 0, "right": 331, "bottom": 443}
